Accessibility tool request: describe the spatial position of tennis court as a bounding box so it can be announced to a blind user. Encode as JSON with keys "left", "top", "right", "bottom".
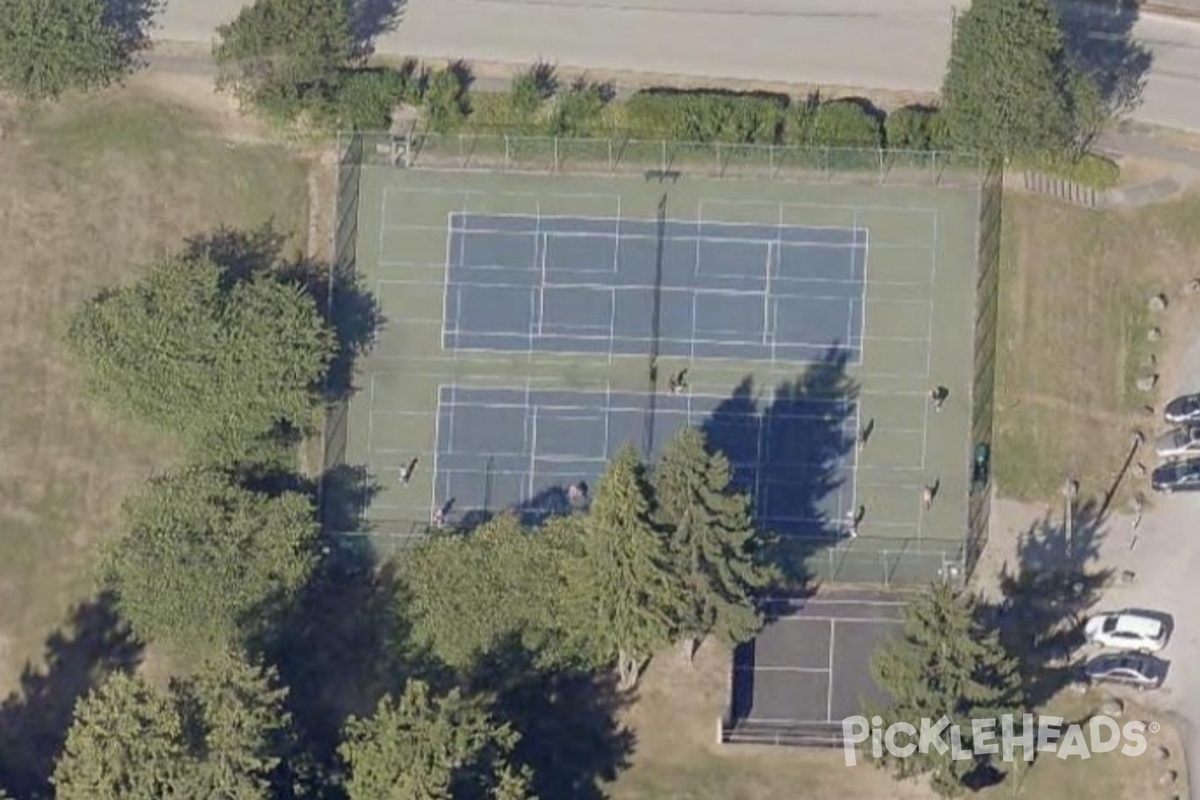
{"left": 328, "top": 138, "right": 985, "bottom": 584}
{"left": 432, "top": 386, "right": 857, "bottom": 533}
{"left": 443, "top": 211, "right": 866, "bottom": 362}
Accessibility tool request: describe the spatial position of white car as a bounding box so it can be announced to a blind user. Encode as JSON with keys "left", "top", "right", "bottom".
{"left": 1084, "top": 611, "right": 1169, "bottom": 652}
{"left": 1155, "top": 426, "right": 1200, "bottom": 460}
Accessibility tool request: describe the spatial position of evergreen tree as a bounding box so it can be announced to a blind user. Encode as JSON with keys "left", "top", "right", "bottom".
{"left": 651, "top": 427, "right": 774, "bottom": 660}
{"left": 941, "top": 0, "right": 1075, "bottom": 161}
{"left": 52, "top": 655, "right": 293, "bottom": 800}
{"left": 561, "top": 445, "right": 684, "bottom": 689}
{"left": 339, "top": 680, "right": 533, "bottom": 800}
{"left": 869, "top": 584, "right": 1023, "bottom": 798}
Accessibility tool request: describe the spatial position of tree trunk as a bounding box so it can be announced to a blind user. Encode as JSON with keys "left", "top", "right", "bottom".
{"left": 617, "top": 649, "right": 644, "bottom": 690}
{"left": 681, "top": 637, "right": 699, "bottom": 664}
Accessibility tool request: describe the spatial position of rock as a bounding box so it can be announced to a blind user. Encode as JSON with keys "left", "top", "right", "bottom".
{"left": 1156, "top": 745, "right": 1171, "bottom": 760}
{"left": 1185, "top": 280, "right": 1200, "bottom": 295}
{"left": 1120, "top": 569, "right": 1137, "bottom": 585}
{"left": 1136, "top": 374, "right": 1158, "bottom": 392}
{"left": 1101, "top": 699, "right": 1124, "bottom": 717}
{"left": 1149, "top": 294, "right": 1168, "bottom": 311}
{"left": 1148, "top": 327, "right": 1162, "bottom": 341}
{"left": 1159, "top": 770, "right": 1177, "bottom": 787}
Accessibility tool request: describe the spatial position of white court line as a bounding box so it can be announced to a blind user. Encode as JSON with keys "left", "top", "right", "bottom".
{"left": 826, "top": 620, "right": 836, "bottom": 721}
{"left": 526, "top": 405, "right": 539, "bottom": 501}
{"left": 366, "top": 373, "right": 378, "bottom": 457}
{"left": 535, "top": 201, "right": 546, "bottom": 338}
{"left": 925, "top": 211, "right": 940, "bottom": 378}
{"left": 409, "top": 223, "right": 872, "bottom": 249}
{"left": 701, "top": 195, "right": 941, "bottom": 216}
{"left": 430, "top": 384, "right": 444, "bottom": 516}
{"left": 738, "top": 666, "right": 832, "bottom": 674}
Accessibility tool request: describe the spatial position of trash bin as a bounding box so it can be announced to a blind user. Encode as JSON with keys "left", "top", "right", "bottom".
{"left": 971, "top": 443, "right": 990, "bottom": 492}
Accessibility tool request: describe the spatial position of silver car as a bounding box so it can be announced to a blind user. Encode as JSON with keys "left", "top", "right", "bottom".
{"left": 1156, "top": 426, "right": 1200, "bottom": 460}
{"left": 1081, "top": 653, "right": 1167, "bottom": 690}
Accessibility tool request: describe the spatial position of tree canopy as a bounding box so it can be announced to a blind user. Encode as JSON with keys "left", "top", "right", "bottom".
{"left": 0, "top": 0, "right": 153, "bottom": 100}
{"left": 651, "top": 427, "right": 773, "bottom": 655}
{"left": 397, "top": 514, "right": 572, "bottom": 670}
{"left": 339, "top": 680, "right": 533, "bottom": 800}
{"left": 869, "top": 584, "right": 1023, "bottom": 797}
{"left": 560, "top": 445, "right": 685, "bottom": 688}
{"left": 941, "top": 0, "right": 1076, "bottom": 160}
{"left": 66, "top": 253, "right": 334, "bottom": 465}
{"left": 105, "top": 468, "right": 318, "bottom": 655}
{"left": 52, "top": 655, "right": 292, "bottom": 800}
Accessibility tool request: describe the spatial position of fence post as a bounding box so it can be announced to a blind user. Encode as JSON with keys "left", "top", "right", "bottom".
{"left": 715, "top": 142, "right": 723, "bottom": 177}
{"left": 504, "top": 135, "right": 511, "bottom": 170}
{"left": 769, "top": 144, "right": 776, "bottom": 179}
{"left": 877, "top": 148, "right": 886, "bottom": 185}
{"left": 931, "top": 151, "right": 938, "bottom": 185}
{"left": 553, "top": 136, "right": 560, "bottom": 173}
{"left": 608, "top": 138, "right": 614, "bottom": 173}
{"left": 661, "top": 139, "right": 668, "bottom": 173}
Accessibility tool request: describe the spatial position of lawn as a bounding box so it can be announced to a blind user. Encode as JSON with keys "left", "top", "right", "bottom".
{"left": 994, "top": 192, "right": 1200, "bottom": 504}
{"left": 0, "top": 85, "right": 310, "bottom": 788}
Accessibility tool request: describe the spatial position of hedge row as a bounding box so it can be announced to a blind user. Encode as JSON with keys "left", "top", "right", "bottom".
{"left": 454, "top": 78, "right": 952, "bottom": 152}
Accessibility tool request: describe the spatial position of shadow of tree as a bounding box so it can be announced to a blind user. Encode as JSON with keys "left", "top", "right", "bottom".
{"left": 100, "top": 0, "right": 162, "bottom": 58}
{"left": 347, "top": 0, "right": 409, "bottom": 53}
{"left": 468, "top": 635, "right": 634, "bottom": 800}
{"left": 1053, "top": 0, "right": 1153, "bottom": 113}
{"left": 702, "top": 347, "right": 858, "bottom": 588}
{"left": 0, "top": 593, "right": 142, "bottom": 800}
{"left": 989, "top": 498, "right": 1113, "bottom": 710}
{"left": 264, "top": 558, "right": 416, "bottom": 790}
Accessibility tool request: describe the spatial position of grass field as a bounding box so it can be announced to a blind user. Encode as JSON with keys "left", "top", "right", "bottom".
{"left": 994, "top": 192, "right": 1200, "bottom": 504}
{"left": 0, "top": 87, "right": 310, "bottom": 707}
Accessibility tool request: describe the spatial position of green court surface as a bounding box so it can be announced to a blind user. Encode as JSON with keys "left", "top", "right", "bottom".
{"left": 332, "top": 161, "right": 983, "bottom": 586}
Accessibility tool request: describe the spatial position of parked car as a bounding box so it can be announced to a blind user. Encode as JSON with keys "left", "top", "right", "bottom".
{"left": 1155, "top": 426, "right": 1200, "bottom": 459}
{"left": 1084, "top": 610, "right": 1170, "bottom": 652}
{"left": 1164, "top": 393, "right": 1200, "bottom": 425}
{"left": 1081, "top": 652, "right": 1167, "bottom": 690}
{"left": 1151, "top": 458, "right": 1200, "bottom": 493}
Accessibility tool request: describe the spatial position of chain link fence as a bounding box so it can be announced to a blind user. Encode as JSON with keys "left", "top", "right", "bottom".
{"left": 350, "top": 130, "right": 983, "bottom": 188}
{"left": 965, "top": 160, "right": 1004, "bottom": 578}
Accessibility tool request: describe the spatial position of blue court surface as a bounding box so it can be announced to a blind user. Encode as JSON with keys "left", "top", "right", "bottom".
{"left": 433, "top": 386, "right": 858, "bottom": 535}
{"left": 442, "top": 213, "right": 867, "bottom": 363}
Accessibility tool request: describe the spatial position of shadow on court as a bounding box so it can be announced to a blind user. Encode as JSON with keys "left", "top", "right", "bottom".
{"left": 0, "top": 593, "right": 142, "bottom": 800}
{"left": 468, "top": 635, "right": 635, "bottom": 800}
{"left": 702, "top": 346, "right": 858, "bottom": 587}
{"left": 986, "top": 497, "right": 1113, "bottom": 710}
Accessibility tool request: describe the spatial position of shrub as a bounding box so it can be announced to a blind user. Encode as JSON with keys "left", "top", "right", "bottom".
{"left": 509, "top": 60, "right": 556, "bottom": 118}
{"left": 807, "top": 99, "right": 883, "bottom": 148}
{"left": 883, "top": 105, "right": 945, "bottom": 151}
{"left": 327, "top": 67, "right": 414, "bottom": 130}
{"left": 421, "top": 66, "right": 471, "bottom": 132}
{"left": 549, "top": 80, "right": 610, "bottom": 137}
{"left": 624, "top": 89, "right": 786, "bottom": 143}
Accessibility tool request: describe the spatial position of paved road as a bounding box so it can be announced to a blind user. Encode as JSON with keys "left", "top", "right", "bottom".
{"left": 156, "top": 0, "right": 1200, "bottom": 131}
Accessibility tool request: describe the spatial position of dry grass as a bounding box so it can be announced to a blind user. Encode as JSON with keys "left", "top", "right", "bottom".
{"left": 994, "top": 192, "right": 1200, "bottom": 503}
{"left": 0, "top": 84, "right": 310, "bottom": 695}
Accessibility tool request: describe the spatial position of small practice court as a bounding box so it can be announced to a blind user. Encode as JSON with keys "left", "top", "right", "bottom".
{"left": 729, "top": 589, "right": 908, "bottom": 729}
{"left": 337, "top": 152, "right": 983, "bottom": 583}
